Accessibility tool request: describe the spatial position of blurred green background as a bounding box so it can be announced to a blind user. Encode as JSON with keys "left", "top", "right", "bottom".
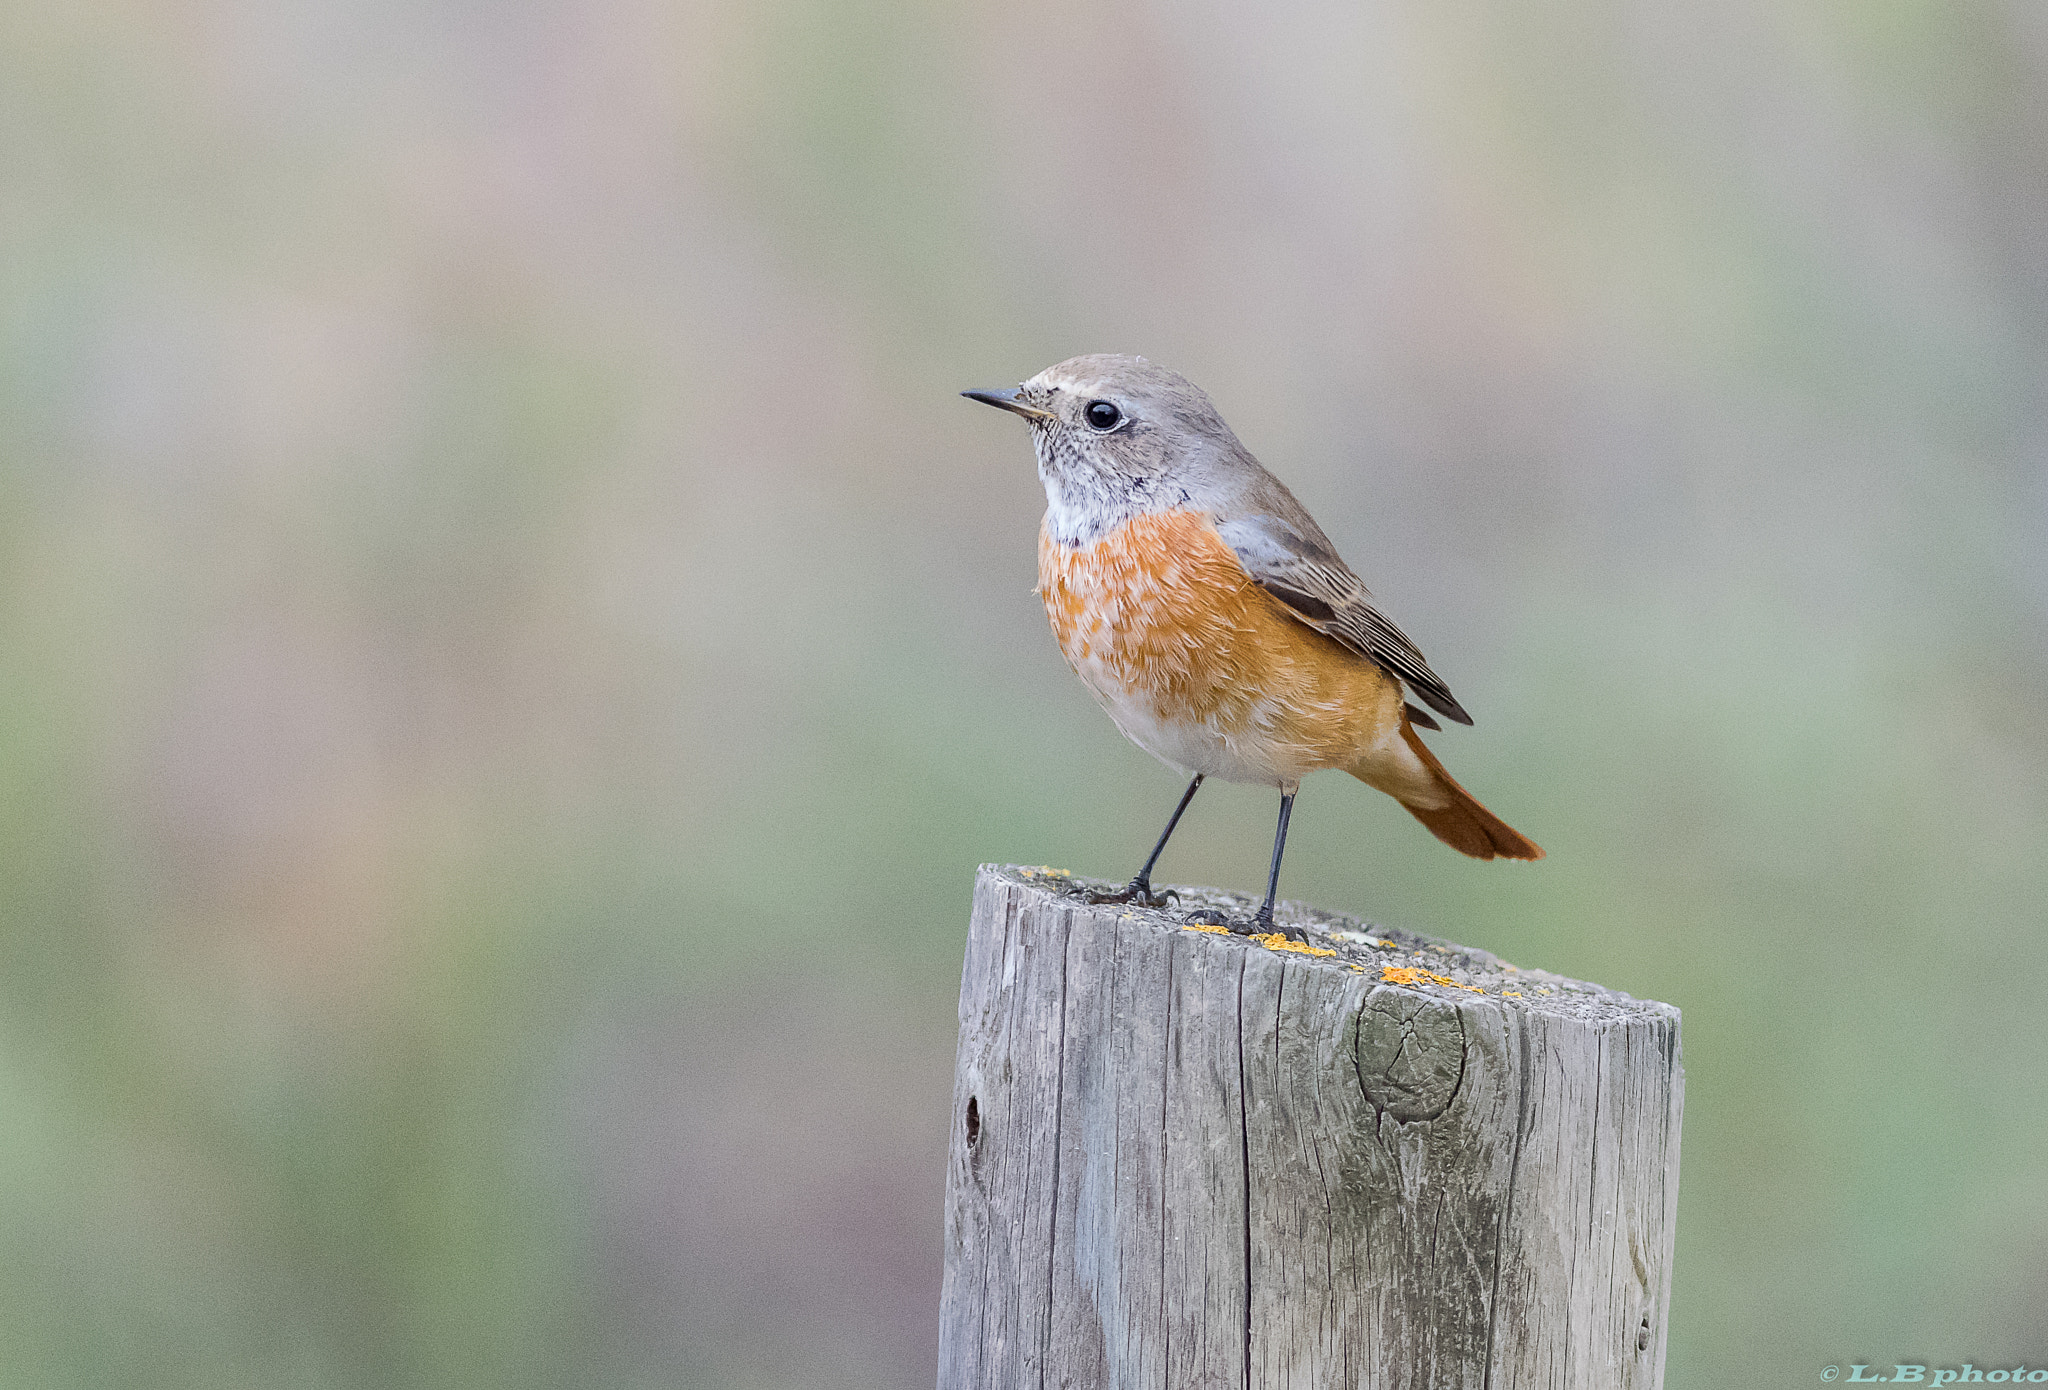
{"left": 5, "top": 0, "right": 2047, "bottom": 1384}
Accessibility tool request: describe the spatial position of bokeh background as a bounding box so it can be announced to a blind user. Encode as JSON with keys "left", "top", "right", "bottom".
{"left": 5, "top": 0, "right": 2047, "bottom": 1383}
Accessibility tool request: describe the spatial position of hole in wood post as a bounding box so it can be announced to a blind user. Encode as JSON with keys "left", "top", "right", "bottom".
{"left": 965, "top": 1096, "right": 981, "bottom": 1149}
{"left": 1637, "top": 1316, "right": 1650, "bottom": 1352}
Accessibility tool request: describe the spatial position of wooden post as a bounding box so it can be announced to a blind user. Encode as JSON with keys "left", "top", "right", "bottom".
{"left": 939, "top": 866, "right": 1682, "bottom": 1390}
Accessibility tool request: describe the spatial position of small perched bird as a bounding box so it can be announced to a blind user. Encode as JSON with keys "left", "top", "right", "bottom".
{"left": 966, "top": 354, "right": 1541, "bottom": 938}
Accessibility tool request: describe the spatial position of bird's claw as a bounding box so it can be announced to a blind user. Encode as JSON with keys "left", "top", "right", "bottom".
{"left": 1235, "top": 912, "right": 1308, "bottom": 944}
{"left": 1181, "top": 907, "right": 1310, "bottom": 943}
{"left": 1081, "top": 878, "right": 1178, "bottom": 910}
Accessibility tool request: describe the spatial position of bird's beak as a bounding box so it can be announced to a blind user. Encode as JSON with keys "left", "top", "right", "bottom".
{"left": 962, "top": 386, "right": 1055, "bottom": 422}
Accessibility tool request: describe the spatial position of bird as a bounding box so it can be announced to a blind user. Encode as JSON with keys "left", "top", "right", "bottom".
{"left": 964, "top": 354, "right": 1541, "bottom": 939}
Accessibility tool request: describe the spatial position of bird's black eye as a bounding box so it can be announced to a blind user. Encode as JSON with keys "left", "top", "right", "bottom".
{"left": 1084, "top": 400, "right": 1122, "bottom": 431}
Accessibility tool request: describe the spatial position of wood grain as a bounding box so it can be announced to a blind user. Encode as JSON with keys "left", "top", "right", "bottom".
{"left": 939, "top": 866, "right": 1682, "bottom": 1389}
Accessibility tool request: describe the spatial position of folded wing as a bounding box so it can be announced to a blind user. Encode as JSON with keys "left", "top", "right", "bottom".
{"left": 1216, "top": 513, "right": 1473, "bottom": 726}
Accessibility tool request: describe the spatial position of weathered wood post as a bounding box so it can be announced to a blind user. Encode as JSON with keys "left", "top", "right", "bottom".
{"left": 939, "top": 865, "right": 1682, "bottom": 1390}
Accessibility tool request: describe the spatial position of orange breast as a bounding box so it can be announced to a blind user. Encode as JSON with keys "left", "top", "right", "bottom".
{"left": 1038, "top": 509, "right": 1402, "bottom": 781}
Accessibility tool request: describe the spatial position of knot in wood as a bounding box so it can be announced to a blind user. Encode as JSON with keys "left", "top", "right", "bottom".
{"left": 1352, "top": 989, "right": 1466, "bottom": 1121}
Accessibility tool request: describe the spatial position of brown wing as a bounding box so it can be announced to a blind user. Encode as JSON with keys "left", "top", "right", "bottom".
{"left": 1215, "top": 514, "right": 1473, "bottom": 726}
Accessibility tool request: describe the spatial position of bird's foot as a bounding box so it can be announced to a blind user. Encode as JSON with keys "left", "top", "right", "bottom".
{"left": 1080, "top": 876, "right": 1178, "bottom": 910}
{"left": 1180, "top": 905, "right": 1309, "bottom": 943}
{"left": 1243, "top": 909, "right": 1311, "bottom": 945}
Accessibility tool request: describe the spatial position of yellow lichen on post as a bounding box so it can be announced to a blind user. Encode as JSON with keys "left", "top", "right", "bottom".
{"left": 1380, "top": 964, "right": 1485, "bottom": 994}
{"left": 1251, "top": 933, "right": 1336, "bottom": 957}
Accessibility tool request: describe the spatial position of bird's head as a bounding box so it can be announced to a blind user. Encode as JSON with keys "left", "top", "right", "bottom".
{"left": 964, "top": 354, "right": 1247, "bottom": 543}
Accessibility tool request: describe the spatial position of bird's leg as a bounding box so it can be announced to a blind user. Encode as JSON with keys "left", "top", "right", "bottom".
{"left": 1180, "top": 788, "right": 1308, "bottom": 941}
{"left": 1225, "top": 790, "right": 1306, "bottom": 942}
{"left": 1082, "top": 774, "right": 1204, "bottom": 909}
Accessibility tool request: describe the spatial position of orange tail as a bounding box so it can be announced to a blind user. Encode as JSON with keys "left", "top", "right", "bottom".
{"left": 1393, "top": 720, "right": 1545, "bottom": 861}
